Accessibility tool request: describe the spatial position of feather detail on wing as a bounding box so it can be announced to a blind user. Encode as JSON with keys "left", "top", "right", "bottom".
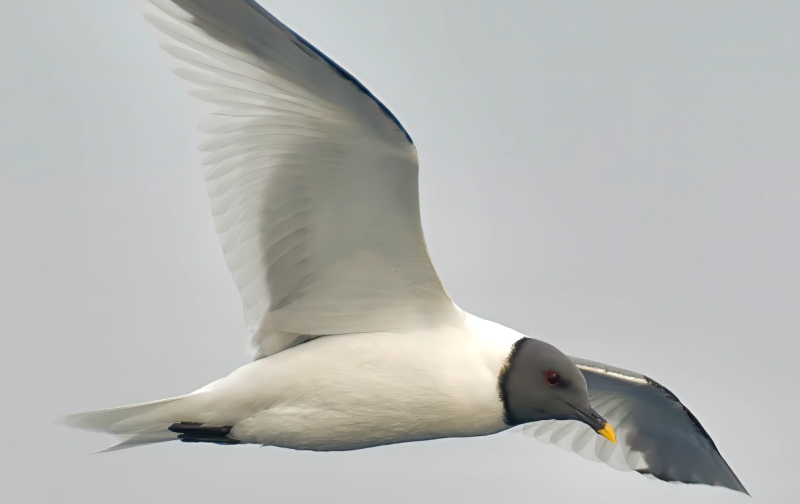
{"left": 522, "top": 358, "right": 748, "bottom": 495}
{"left": 136, "top": 0, "right": 461, "bottom": 358}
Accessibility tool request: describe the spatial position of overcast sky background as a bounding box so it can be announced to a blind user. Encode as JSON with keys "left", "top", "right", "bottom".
{"left": 1, "top": 0, "right": 798, "bottom": 502}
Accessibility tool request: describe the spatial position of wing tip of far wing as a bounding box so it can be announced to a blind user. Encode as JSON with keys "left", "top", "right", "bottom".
{"left": 637, "top": 466, "right": 749, "bottom": 495}
{"left": 571, "top": 357, "right": 749, "bottom": 495}
{"left": 640, "top": 374, "right": 749, "bottom": 495}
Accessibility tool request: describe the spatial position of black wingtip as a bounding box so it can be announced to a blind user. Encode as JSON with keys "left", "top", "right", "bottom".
{"left": 168, "top": 421, "right": 240, "bottom": 445}
{"left": 643, "top": 376, "right": 749, "bottom": 496}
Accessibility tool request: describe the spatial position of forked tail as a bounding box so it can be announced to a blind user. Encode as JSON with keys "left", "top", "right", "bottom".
{"left": 62, "top": 395, "right": 190, "bottom": 452}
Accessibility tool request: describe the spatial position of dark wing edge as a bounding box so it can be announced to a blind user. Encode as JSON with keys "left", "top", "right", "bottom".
{"left": 572, "top": 357, "right": 749, "bottom": 495}
{"left": 165, "top": 0, "right": 412, "bottom": 144}
{"left": 241, "top": 0, "right": 413, "bottom": 144}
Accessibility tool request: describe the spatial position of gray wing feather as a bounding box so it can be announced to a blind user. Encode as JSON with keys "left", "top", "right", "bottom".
{"left": 523, "top": 358, "right": 747, "bottom": 495}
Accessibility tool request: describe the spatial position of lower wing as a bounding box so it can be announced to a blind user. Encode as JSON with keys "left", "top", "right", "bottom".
{"left": 523, "top": 357, "right": 747, "bottom": 495}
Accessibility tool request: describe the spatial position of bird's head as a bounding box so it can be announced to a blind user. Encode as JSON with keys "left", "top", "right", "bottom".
{"left": 498, "top": 338, "right": 616, "bottom": 443}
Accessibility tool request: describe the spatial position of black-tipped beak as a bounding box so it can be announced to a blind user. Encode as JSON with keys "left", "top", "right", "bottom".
{"left": 571, "top": 406, "right": 616, "bottom": 443}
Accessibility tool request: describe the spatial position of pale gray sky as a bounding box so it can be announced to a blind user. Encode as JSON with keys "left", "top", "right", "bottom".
{"left": 1, "top": 1, "right": 798, "bottom": 502}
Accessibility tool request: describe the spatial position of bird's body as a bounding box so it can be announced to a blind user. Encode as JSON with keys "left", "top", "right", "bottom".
{"left": 65, "top": 0, "right": 747, "bottom": 494}
{"left": 160, "top": 315, "right": 517, "bottom": 450}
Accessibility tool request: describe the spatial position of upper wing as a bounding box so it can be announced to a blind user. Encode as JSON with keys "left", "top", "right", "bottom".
{"left": 523, "top": 358, "right": 747, "bottom": 495}
{"left": 136, "top": 0, "right": 461, "bottom": 358}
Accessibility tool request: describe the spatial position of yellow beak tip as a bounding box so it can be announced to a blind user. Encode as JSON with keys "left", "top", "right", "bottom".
{"left": 598, "top": 423, "right": 617, "bottom": 444}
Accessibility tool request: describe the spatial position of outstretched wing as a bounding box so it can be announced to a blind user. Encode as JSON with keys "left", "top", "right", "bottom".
{"left": 523, "top": 358, "right": 747, "bottom": 495}
{"left": 136, "top": 0, "right": 461, "bottom": 358}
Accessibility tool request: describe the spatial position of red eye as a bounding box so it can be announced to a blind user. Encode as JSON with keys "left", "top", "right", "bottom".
{"left": 545, "top": 371, "right": 560, "bottom": 385}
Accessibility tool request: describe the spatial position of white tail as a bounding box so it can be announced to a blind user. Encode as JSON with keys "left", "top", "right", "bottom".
{"left": 62, "top": 395, "right": 191, "bottom": 452}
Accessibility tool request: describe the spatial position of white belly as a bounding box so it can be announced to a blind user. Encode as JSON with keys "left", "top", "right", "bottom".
{"left": 187, "top": 317, "right": 521, "bottom": 450}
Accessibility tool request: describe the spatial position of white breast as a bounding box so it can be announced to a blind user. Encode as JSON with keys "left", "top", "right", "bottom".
{"left": 186, "top": 314, "right": 523, "bottom": 450}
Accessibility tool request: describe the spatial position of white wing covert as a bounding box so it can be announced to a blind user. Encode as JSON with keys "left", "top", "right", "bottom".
{"left": 138, "top": 0, "right": 460, "bottom": 358}
{"left": 522, "top": 358, "right": 747, "bottom": 494}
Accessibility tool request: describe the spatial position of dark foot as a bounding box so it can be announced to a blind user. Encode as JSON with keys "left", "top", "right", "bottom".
{"left": 168, "top": 422, "right": 241, "bottom": 445}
